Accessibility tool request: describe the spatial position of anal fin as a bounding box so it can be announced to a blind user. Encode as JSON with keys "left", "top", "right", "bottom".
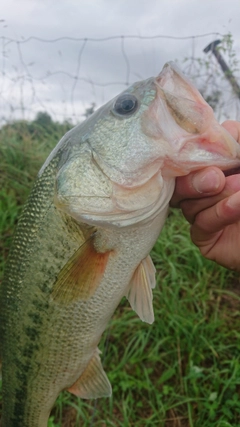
{"left": 67, "top": 349, "right": 112, "bottom": 399}
{"left": 125, "top": 255, "right": 156, "bottom": 324}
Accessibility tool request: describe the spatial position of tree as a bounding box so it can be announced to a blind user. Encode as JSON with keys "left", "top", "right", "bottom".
{"left": 34, "top": 112, "right": 53, "bottom": 128}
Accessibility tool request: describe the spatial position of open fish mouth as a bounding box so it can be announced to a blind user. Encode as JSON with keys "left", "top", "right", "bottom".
{"left": 224, "top": 166, "right": 240, "bottom": 177}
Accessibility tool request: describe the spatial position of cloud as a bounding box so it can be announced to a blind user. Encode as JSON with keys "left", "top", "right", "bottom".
{"left": 0, "top": 0, "right": 240, "bottom": 123}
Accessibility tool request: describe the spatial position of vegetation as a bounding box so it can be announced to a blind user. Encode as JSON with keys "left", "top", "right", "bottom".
{"left": 1, "top": 116, "right": 240, "bottom": 427}
{"left": 182, "top": 33, "right": 240, "bottom": 122}
{"left": 0, "top": 114, "right": 71, "bottom": 279}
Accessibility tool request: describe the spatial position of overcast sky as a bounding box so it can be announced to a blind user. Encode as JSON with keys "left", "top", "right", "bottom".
{"left": 1, "top": 0, "right": 240, "bottom": 123}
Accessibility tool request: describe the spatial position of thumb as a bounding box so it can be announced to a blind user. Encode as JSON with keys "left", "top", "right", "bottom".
{"left": 170, "top": 167, "right": 225, "bottom": 208}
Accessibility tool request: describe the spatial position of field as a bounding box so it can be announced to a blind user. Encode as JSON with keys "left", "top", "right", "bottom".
{"left": 1, "top": 119, "right": 240, "bottom": 427}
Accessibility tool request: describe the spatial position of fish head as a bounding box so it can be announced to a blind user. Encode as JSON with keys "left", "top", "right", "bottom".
{"left": 53, "top": 62, "right": 240, "bottom": 228}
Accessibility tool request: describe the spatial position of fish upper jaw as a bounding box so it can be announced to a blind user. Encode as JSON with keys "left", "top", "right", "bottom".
{"left": 156, "top": 61, "right": 208, "bottom": 106}
{"left": 142, "top": 62, "right": 240, "bottom": 177}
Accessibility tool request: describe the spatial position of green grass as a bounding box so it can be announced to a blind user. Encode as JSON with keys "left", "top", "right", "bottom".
{"left": 1, "top": 122, "right": 240, "bottom": 427}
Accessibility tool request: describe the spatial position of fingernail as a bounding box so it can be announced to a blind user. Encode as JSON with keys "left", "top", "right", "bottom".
{"left": 192, "top": 170, "right": 221, "bottom": 193}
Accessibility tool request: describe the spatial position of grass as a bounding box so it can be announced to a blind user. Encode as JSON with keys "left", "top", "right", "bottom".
{"left": 1, "top": 122, "right": 240, "bottom": 426}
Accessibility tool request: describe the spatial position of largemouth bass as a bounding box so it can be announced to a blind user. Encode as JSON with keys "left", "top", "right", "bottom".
{"left": 1, "top": 62, "right": 240, "bottom": 427}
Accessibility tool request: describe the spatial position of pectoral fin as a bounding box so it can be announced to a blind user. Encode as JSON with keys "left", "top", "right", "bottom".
{"left": 67, "top": 349, "right": 112, "bottom": 399}
{"left": 125, "top": 255, "right": 156, "bottom": 324}
{"left": 51, "top": 234, "right": 110, "bottom": 304}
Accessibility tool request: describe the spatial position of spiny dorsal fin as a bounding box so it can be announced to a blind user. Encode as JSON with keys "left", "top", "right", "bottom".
{"left": 125, "top": 255, "right": 156, "bottom": 324}
{"left": 51, "top": 235, "right": 110, "bottom": 304}
{"left": 67, "top": 348, "right": 112, "bottom": 399}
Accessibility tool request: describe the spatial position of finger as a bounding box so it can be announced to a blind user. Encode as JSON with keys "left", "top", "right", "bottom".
{"left": 170, "top": 167, "right": 225, "bottom": 208}
{"left": 190, "top": 190, "right": 240, "bottom": 268}
{"left": 192, "top": 190, "right": 240, "bottom": 238}
{"left": 181, "top": 174, "right": 240, "bottom": 224}
{"left": 221, "top": 121, "right": 240, "bottom": 176}
{"left": 222, "top": 120, "right": 240, "bottom": 143}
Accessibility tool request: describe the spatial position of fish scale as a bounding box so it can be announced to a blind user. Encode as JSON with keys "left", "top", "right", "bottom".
{"left": 1, "top": 155, "right": 165, "bottom": 426}
{"left": 1, "top": 158, "right": 59, "bottom": 426}
{"left": 1, "top": 62, "right": 240, "bottom": 426}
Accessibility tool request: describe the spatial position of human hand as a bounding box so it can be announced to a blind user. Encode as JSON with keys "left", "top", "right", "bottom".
{"left": 171, "top": 120, "right": 240, "bottom": 270}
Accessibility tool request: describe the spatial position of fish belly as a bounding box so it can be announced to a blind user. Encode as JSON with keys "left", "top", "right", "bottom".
{"left": 1, "top": 185, "right": 164, "bottom": 427}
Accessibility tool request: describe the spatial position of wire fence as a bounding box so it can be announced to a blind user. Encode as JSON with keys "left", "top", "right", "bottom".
{"left": 0, "top": 32, "right": 240, "bottom": 125}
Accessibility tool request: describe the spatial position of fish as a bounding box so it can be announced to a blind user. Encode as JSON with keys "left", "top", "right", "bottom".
{"left": 1, "top": 61, "right": 240, "bottom": 427}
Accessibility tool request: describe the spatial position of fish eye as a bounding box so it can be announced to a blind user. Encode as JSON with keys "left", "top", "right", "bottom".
{"left": 113, "top": 94, "right": 138, "bottom": 117}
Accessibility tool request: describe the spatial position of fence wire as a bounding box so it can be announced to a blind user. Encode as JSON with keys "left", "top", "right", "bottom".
{"left": 0, "top": 32, "right": 240, "bottom": 125}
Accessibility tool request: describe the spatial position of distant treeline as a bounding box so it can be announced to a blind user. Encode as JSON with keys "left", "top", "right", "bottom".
{"left": 0, "top": 112, "right": 73, "bottom": 142}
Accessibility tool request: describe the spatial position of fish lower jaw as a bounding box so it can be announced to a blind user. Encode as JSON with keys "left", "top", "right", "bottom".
{"left": 175, "top": 132, "right": 240, "bottom": 174}
{"left": 162, "top": 149, "right": 240, "bottom": 178}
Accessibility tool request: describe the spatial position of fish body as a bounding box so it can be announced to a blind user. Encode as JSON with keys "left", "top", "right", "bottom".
{"left": 1, "top": 62, "right": 240, "bottom": 427}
